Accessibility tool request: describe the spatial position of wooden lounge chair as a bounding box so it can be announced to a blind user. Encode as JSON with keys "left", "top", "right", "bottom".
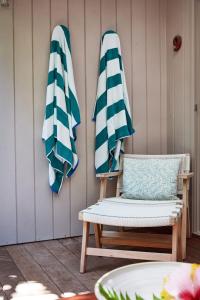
{"left": 79, "top": 154, "right": 193, "bottom": 273}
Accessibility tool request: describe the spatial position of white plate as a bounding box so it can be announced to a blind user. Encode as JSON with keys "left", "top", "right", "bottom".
{"left": 95, "top": 262, "right": 186, "bottom": 300}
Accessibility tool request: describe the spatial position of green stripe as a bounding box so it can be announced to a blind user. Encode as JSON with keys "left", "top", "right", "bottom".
{"left": 44, "top": 134, "right": 55, "bottom": 156}
{"left": 45, "top": 97, "right": 56, "bottom": 119}
{"left": 69, "top": 88, "right": 81, "bottom": 123}
{"left": 60, "top": 25, "right": 71, "bottom": 52}
{"left": 51, "top": 172, "right": 63, "bottom": 193}
{"left": 99, "top": 48, "right": 121, "bottom": 74}
{"left": 107, "top": 73, "right": 122, "bottom": 90}
{"left": 57, "top": 106, "right": 69, "bottom": 128}
{"left": 47, "top": 69, "right": 65, "bottom": 92}
{"left": 95, "top": 127, "right": 108, "bottom": 150}
{"left": 96, "top": 160, "right": 110, "bottom": 174}
{"left": 70, "top": 137, "right": 77, "bottom": 154}
{"left": 50, "top": 40, "right": 67, "bottom": 72}
{"left": 93, "top": 91, "right": 107, "bottom": 120}
{"left": 107, "top": 99, "right": 125, "bottom": 120}
{"left": 57, "top": 141, "right": 73, "bottom": 165}
{"left": 48, "top": 150, "right": 64, "bottom": 173}
{"left": 96, "top": 125, "right": 134, "bottom": 152}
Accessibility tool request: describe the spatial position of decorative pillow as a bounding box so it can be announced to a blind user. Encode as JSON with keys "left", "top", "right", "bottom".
{"left": 122, "top": 157, "right": 181, "bottom": 200}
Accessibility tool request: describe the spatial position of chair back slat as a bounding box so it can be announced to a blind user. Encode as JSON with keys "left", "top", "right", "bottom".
{"left": 116, "top": 153, "right": 190, "bottom": 196}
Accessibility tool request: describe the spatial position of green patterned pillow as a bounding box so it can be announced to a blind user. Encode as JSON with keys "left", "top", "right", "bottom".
{"left": 122, "top": 157, "right": 181, "bottom": 200}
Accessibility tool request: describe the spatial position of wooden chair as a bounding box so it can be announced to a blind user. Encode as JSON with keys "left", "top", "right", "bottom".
{"left": 79, "top": 154, "right": 193, "bottom": 273}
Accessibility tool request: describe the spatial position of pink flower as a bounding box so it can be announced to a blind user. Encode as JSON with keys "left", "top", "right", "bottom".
{"left": 162, "top": 264, "right": 200, "bottom": 300}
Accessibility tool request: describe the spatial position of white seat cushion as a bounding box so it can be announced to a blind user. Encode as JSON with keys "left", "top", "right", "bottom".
{"left": 79, "top": 197, "right": 182, "bottom": 227}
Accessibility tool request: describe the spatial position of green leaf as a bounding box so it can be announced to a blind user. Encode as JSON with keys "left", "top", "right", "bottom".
{"left": 99, "top": 284, "right": 132, "bottom": 300}
{"left": 135, "top": 294, "right": 145, "bottom": 300}
{"left": 125, "top": 292, "right": 131, "bottom": 300}
{"left": 153, "top": 295, "right": 162, "bottom": 300}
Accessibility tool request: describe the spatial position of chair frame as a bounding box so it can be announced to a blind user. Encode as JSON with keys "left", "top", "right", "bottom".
{"left": 80, "top": 154, "right": 193, "bottom": 273}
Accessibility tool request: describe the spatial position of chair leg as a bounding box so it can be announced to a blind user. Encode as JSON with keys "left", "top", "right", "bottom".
{"left": 187, "top": 204, "right": 191, "bottom": 238}
{"left": 172, "top": 223, "right": 178, "bottom": 261}
{"left": 177, "top": 217, "right": 183, "bottom": 261}
{"left": 80, "top": 221, "right": 90, "bottom": 273}
{"left": 94, "top": 224, "right": 102, "bottom": 248}
{"left": 181, "top": 206, "right": 187, "bottom": 260}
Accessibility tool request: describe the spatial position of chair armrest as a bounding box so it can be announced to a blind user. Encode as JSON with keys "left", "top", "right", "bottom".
{"left": 96, "top": 171, "right": 122, "bottom": 178}
{"left": 178, "top": 172, "right": 194, "bottom": 179}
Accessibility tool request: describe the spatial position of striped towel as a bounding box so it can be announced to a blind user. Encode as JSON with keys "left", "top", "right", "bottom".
{"left": 93, "top": 30, "right": 135, "bottom": 174}
{"left": 42, "top": 25, "right": 80, "bottom": 193}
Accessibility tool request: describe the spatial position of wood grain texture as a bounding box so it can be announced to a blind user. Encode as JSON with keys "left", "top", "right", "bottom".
{"left": 166, "top": 0, "right": 196, "bottom": 232}
{"left": 0, "top": 0, "right": 171, "bottom": 245}
{"left": 33, "top": 0, "right": 53, "bottom": 241}
{"left": 0, "top": 0, "right": 16, "bottom": 245}
{"left": 146, "top": 0, "right": 161, "bottom": 154}
{"left": 195, "top": 0, "right": 200, "bottom": 234}
{"left": 85, "top": 0, "right": 100, "bottom": 207}
{"left": 131, "top": 0, "right": 147, "bottom": 154}
{"left": 14, "top": 0, "right": 35, "bottom": 243}
{"left": 0, "top": 236, "right": 197, "bottom": 297}
{"left": 50, "top": 0, "right": 71, "bottom": 239}
{"left": 68, "top": 0, "right": 87, "bottom": 236}
{"left": 7, "top": 244, "right": 61, "bottom": 296}
{"left": 116, "top": 0, "right": 133, "bottom": 153}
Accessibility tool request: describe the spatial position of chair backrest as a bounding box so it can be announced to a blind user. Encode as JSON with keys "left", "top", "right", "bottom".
{"left": 116, "top": 153, "right": 190, "bottom": 197}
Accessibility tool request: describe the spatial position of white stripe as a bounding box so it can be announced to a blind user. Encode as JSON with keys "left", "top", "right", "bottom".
{"left": 95, "top": 141, "right": 109, "bottom": 169}
{"left": 42, "top": 115, "right": 54, "bottom": 140}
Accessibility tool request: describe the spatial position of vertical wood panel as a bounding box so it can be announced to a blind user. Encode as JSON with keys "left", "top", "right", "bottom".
{"left": 33, "top": 0, "right": 53, "bottom": 241}
{"left": 160, "top": 0, "right": 167, "bottom": 154}
{"left": 146, "top": 0, "right": 161, "bottom": 154}
{"left": 101, "top": 0, "right": 117, "bottom": 197}
{"left": 173, "top": 0, "right": 185, "bottom": 154}
{"left": 116, "top": 0, "right": 133, "bottom": 153}
{"left": 0, "top": 0, "right": 16, "bottom": 245}
{"left": 14, "top": 0, "right": 35, "bottom": 243}
{"left": 50, "top": 0, "right": 70, "bottom": 238}
{"left": 68, "top": 0, "right": 87, "bottom": 235}
{"left": 132, "top": 0, "right": 147, "bottom": 154}
{"left": 101, "top": 0, "right": 116, "bottom": 33}
{"left": 194, "top": 0, "right": 199, "bottom": 234}
{"left": 85, "top": 0, "right": 100, "bottom": 207}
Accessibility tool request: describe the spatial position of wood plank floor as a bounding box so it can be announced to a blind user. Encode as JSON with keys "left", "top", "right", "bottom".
{"left": 0, "top": 235, "right": 199, "bottom": 299}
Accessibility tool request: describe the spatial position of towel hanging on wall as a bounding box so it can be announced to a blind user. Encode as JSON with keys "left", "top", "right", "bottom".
{"left": 93, "top": 30, "right": 135, "bottom": 174}
{"left": 42, "top": 25, "right": 80, "bottom": 193}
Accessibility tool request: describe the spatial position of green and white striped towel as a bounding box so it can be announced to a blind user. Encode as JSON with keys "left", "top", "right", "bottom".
{"left": 93, "top": 30, "right": 135, "bottom": 174}
{"left": 42, "top": 25, "right": 80, "bottom": 193}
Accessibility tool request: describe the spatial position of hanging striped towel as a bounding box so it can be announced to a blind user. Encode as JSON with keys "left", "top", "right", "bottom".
{"left": 42, "top": 25, "right": 80, "bottom": 193}
{"left": 93, "top": 30, "right": 135, "bottom": 174}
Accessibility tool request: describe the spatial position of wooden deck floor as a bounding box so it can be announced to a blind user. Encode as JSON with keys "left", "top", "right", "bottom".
{"left": 0, "top": 235, "right": 200, "bottom": 299}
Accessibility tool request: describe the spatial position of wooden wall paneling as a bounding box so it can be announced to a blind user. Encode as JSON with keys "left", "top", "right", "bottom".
{"left": 101, "top": 0, "right": 117, "bottom": 33}
{"left": 166, "top": 0, "right": 175, "bottom": 153}
{"left": 50, "top": 0, "right": 70, "bottom": 239}
{"left": 68, "top": 0, "right": 87, "bottom": 235}
{"left": 183, "top": 0, "right": 195, "bottom": 232}
{"left": 159, "top": 0, "right": 167, "bottom": 154}
{"left": 33, "top": 0, "right": 53, "bottom": 241}
{"left": 0, "top": 0, "right": 17, "bottom": 245}
{"left": 116, "top": 0, "right": 133, "bottom": 153}
{"left": 101, "top": 0, "right": 117, "bottom": 197}
{"left": 195, "top": 0, "right": 200, "bottom": 234}
{"left": 85, "top": 0, "right": 100, "bottom": 207}
{"left": 146, "top": 0, "right": 161, "bottom": 154}
{"left": 172, "top": 0, "right": 185, "bottom": 154}
{"left": 14, "top": 0, "right": 35, "bottom": 243}
{"left": 131, "top": 0, "right": 147, "bottom": 154}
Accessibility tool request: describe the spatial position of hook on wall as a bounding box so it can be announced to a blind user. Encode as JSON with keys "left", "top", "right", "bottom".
{"left": 173, "top": 35, "right": 182, "bottom": 52}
